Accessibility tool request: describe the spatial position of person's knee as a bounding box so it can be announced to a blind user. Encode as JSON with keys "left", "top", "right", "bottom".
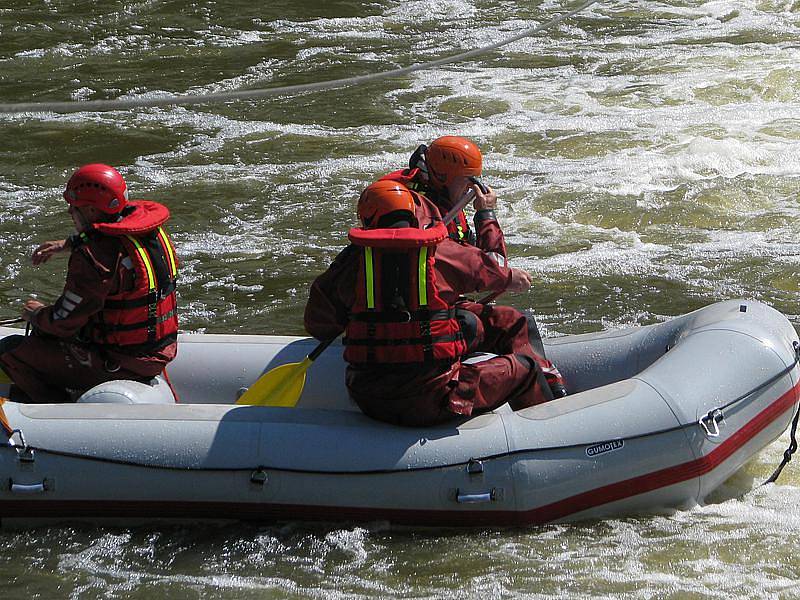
{"left": 0, "top": 335, "right": 25, "bottom": 357}
{"left": 456, "top": 308, "right": 483, "bottom": 352}
{"left": 514, "top": 353, "right": 567, "bottom": 400}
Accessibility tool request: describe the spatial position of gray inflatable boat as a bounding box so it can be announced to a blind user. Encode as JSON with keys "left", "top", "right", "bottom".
{"left": 0, "top": 299, "right": 797, "bottom": 527}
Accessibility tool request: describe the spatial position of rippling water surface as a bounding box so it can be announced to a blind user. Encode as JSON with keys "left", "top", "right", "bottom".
{"left": 2, "top": 0, "right": 800, "bottom": 597}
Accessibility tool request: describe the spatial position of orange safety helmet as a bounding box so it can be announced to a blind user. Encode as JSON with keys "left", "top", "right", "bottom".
{"left": 425, "top": 136, "right": 482, "bottom": 190}
{"left": 64, "top": 163, "right": 129, "bottom": 214}
{"left": 357, "top": 180, "right": 417, "bottom": 228}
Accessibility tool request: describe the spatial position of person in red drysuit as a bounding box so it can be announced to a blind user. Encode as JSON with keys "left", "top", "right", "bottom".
{"left": 379, "top": 135, "right": 507, "bottom": 265}
{"left": 304, "top": 180, "right": 564, "bottom": 427}
{"left": 380, "top": 135, "right": 561, "bottom": 375}
{"left": 0, "top": 164, "right": 179, "bottom": 403}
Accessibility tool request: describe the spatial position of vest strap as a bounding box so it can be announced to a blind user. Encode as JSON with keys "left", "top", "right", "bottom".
{"left": 98, "top": 308, "right": 177, "bottom": 333}
{"left": 343, "top": 332, "right": 463, "bottom": 347}
{"left": 349, "top": 308, "right": 456, "bottom": 323}
{"left": 103, "top": 332, "right": 178, "bottom": 356}
{"left": 103, "top": 281, "right": 177, "bottom": 310}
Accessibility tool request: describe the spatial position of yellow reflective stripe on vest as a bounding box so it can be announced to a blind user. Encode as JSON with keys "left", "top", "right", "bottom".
{"left": 364, "top": 247, "right": 375, "bottom": 309}
{"left": 418, "top": 247, "right": 428, "bottom": 306}
{"left": 157, "top": 227, "right": 178, "bottom": 277}
{"left": 126, "top": 235, "right": 157, "bottom": 291}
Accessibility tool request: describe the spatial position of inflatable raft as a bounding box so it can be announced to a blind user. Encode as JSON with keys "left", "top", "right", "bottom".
{"left": 0, "top": 299, "right": 797, "bottom": 527}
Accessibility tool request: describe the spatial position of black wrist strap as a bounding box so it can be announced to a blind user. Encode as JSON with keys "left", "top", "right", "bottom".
{"left": 474, "top": 209, "right": 497, "bottom": 223}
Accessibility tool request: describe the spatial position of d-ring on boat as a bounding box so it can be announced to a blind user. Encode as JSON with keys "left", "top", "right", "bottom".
{"left": 0, "top": 299, "right": 797, "bottom": 527}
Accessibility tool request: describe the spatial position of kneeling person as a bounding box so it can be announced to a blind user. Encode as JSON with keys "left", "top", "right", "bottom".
{"left": 0, "top": 164, "right": 179, "bottom": 403}
{"left": 304, "top": 181, "right": 559, "bottom": 427}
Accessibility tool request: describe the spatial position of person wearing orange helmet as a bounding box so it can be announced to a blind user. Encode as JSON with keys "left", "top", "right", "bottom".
{"left": 0, "top": 164, "right": 180, "bottom": 403}
{"left": 379, "top": 136, "right": 562, "bottom": 390}
{"left": 380, "top": 135, "right": 507, "bottom": 263}
{"left": 304, "top": 180, "right": 562, "bottom": 427}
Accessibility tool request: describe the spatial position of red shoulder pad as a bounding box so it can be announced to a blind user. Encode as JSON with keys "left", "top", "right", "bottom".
{"left": 92, "top": 200, "right": 170, "bottom": 236}
{"left": 378, "top": 168, "right": 421, "bottom": 187}
{"left": 348, "top": 222, "right": 447, "bottom": 249}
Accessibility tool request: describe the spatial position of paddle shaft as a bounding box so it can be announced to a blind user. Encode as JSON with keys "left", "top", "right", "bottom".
{"left": 0, "top": 317, "right": 23, "bottom": 326}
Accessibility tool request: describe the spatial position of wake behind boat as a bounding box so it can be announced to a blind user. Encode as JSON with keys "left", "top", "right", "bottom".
{"left": 0, "top": 299, "right": 796, "bottom": 527}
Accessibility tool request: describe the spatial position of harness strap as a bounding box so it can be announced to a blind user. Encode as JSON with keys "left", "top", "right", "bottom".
{"left": 350, "top": 308, "right": 456, "bottom": 323}
{"left": 98, "top": 309, "right": 177, "bottom": 333}
{"left": 103, "top": 281, "right": 177, "bottom": 309}
{"left": 343, "top": 333, "right": 463, "bottom": 347}
{"left": 104, "top": 333, "right": 178, "bottom": 355}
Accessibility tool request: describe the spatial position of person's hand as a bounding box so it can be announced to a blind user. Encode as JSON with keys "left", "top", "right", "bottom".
{"left": 32, "top": 239, "right": 69, "bottom": 266}
{"left": 21, "top": 299, "right": 45, "bottom": 322}
{"left": 473, "top": 184, "right": 497, "bottom": 211}
{"left": 507, "top": 268, "right": 532, "bottom": 293}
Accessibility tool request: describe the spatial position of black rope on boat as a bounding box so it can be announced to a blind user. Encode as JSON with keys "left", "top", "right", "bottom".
{"left": 2, "top": 348, "right": 798, "bottom": 476}
{"left": 764, "top": 403, "right": 800, "bottom": 485}
{"left": 763, "top": 341, "right": 800, "bottom": 485}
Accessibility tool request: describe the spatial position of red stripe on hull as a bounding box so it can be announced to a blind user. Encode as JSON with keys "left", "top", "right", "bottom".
{"left": 1, "top": 382, "right": 797, "bottom": 527}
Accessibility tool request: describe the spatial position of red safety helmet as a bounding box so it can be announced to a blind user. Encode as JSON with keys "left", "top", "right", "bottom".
{"left": 357, "top": 180, "right": 416, "bottom": 228}
{"left": 63, "top": 164, "right": 129, "bottom": 214}
{"left": 425, "top": 136, "right": 482, "bottom": 190}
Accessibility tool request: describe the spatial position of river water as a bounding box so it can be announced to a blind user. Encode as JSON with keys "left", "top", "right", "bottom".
{"left": 1, "top": 0, "right": 800, "bottom": 597}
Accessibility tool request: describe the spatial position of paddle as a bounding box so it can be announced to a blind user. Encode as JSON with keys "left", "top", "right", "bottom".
{"left": 0, "top": 317, "right": 23, "bottom": 326}
{"left": 236, "top": 182, "right": 484, "bottom": 407}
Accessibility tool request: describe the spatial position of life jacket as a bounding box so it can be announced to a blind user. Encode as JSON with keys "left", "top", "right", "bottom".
{"left": 343, "top": 222, "right": 467, "bottom": 367}
{"left": 85, "top": 200, "right": 179, "bottom": 353}
{"left": 380, "top": 169, "right": 475, "bottom": 245}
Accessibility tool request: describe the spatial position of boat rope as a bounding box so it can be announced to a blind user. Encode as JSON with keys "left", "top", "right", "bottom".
{"left": 2, "top": 348, "right": 798, "bottom": 476}
{"left": 764, "top": 403, "right": 800, "bottom": 485}
{"left": 763, "top": 344, "right": 800, "bottom": 485}
{"left": 0, "top": 0, "right": 597, "bottom": 115}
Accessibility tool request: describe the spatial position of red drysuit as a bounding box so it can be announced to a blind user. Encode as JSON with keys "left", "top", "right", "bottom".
{"left": 304, "top": 212, "right": 563, "bottom": 427}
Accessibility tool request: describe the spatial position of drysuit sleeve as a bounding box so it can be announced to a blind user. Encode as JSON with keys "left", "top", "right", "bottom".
{"left": 473, "top": 209, "right": 508, "bottom": 267}
{"left": 432, "top": 239, "right": 512, "bottom": 303}
{"left": 304, "top": 245, "right": 359, "bottom": 342}
{"left": 30, "top": 239, "right": 120, "bottom": 339}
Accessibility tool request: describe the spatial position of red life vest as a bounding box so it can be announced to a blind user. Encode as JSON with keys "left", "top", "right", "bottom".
{"left": 379, "top": 169, "right": 475, "bottom": 245}
{"left": 86, "top": 200, "right": 179, "bottom": 352}
{"left": 343, "top": 222, "right": 467, "bottom": 367}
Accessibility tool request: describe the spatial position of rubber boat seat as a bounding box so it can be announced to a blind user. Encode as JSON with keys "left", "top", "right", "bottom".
{"left": 75, "top": 375, "right": 175, "bottom": 404}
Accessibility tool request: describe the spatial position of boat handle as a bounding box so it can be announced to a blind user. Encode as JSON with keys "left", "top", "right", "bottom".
{"left": 8, "top": 479, "right": 47, "bottom": 494}
{"left": 8, "top": 429, "right": 35, "bottom": 463}
{"left": 456, "top": 488, "right": 496, "bottom": 504}
{"left": 699, "top": 409, "right": 725, "bottom": 438}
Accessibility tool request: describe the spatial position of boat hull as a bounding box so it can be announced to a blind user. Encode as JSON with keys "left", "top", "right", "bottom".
{"left": 0, "top": 299, "right": 797, "bottom": 527}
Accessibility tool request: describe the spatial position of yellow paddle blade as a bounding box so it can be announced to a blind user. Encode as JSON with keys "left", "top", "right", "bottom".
{"left": 236, "top": 356, "right": 312, "bottom": 407}
{"left": 0, "top": 368, "right": 11, "bottom": 386}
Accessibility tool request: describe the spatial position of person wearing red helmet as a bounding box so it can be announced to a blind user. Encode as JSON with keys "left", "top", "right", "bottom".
{"left": 304, "top": 180, "right": 562, "bottom": 427}
{"left": 0, "top": 164, "right": 180, "bottom": 403}
{"left": 379, "top": 136, "right": 507, "bottom": 263}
